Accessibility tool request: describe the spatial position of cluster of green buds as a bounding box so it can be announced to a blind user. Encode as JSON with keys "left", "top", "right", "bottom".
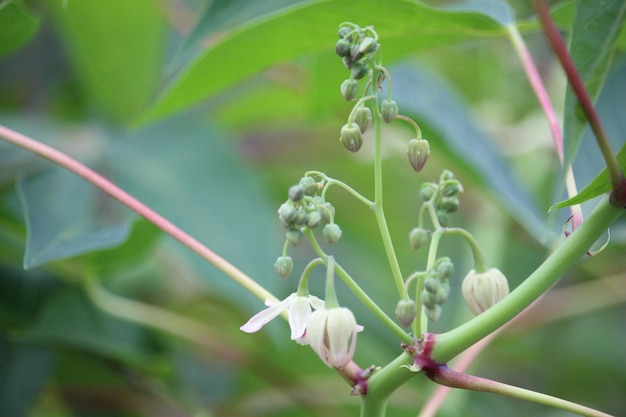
{"left": 336, "top": 23, "right": 379, "bottom": 85}
{"left": 417, "top": 169, "right": 463, "bottom": 227}
{"left": 421, "top": 257, "right": 454, "bottom": 321}
{"left": 275, "top": 176, "right": 342, "bottom": 278}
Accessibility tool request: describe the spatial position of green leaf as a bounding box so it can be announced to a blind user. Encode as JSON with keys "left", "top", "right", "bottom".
{"left": 0, "top": 0, "right": 39, "bottom": 58}
{"left": 0, "top": 337, "right": 53, "bottom": 417}
{"left": 562, "top": 0, "right": 626, "bottom": 166}
{"left": 16, "top": 168, "right": 132, "bottom": 270}
{"left": 139, "top": 0, "right": 509, "bottom": 124}
{"left": 17, "top": 287, "right": 154, "bottom": 363}
{"left": 48, "top": 0, "right": 164, "bottom": 123}
{"left": 442, "top": 0, "right": 515, "bottom": 26}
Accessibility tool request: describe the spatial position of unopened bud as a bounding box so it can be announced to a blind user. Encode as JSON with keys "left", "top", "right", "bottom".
{"left": 338, "top": 26, "right": 352, "bottom": 40}
{"left": 350, "top": 43, "right": 364, "bottom": 61}
{"left": 354, "top": 106, "right": 372, "bottom": 133}
{"left": 436, "top": 210, "right": 449, "bottom": 227}
{"left": 293, "top": 208, "right": 308, "bottom": 226}
{"left": 419, "top": 182, "right": 437, "bottom": 202}
{"left": 341, "top": 79, "right": 359, "bottom": 101}
{"left": 380, "top": 99, "right": 399, "bottom": 123}
{"left": 335, "top": 38, "right": 351, "bottom": 57}
{"left": 274, "top": 256, "right": 293, "bottom": 279}
{"left": 436, "top": 258, "right": 454, "bottom": 280}
{"left": 323, "top": 223, "right": 342, "bottom": 243}
{"left": 432, "top": 282, "right": 450, "bottom": 305}
{"left": 306, "top": 210, "right": 322, "bottom": 228}
{"left": 299, "top": 176, "right": 318, "bottom": 196}
{"left": 358, "top": 37, "right": 378, "bottom": 54}
{"left": 425, "top": 304, "right": 442, "bottom": 321}
{"left": 395, "top": 299, "right": 417, "bottom": 327}
{"left": 340, "top": 123, "right": 364, "bottom": 153}
{"left": 439, "top": 196, "right": 460, "bottom": 213}
{"left": 440, "top": 169, "right": 455, "bottom": 182}
{"left": 409, "top": 227, "right": 429, "bottom": 250}
{"left": 440, "top": 179, "right": 462, "bottom": 197}
{"left": 278, "top": 203, "right": 296, "bottom": 227}
{"left": 407, "top": 139, "right": 430, "bottom": 172}
{"left": 319, "top": 202, "right": 335, "bottom": 223}
{"left": 286, "top": 228, "right": 303, "bottom": 246}
{"left": 350, "top": 61, "right": 368, "bottom": 80}
{"left": 288, "top": 185, "right": 304, "bottom": 202}
{"left": 462, "top": 268, "right": 510, "bottom": 315}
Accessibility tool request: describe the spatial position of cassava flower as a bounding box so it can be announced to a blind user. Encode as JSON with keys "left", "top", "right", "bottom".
{"left": 462, "top": 268, "right": 509, "bottom": 315}
{"left": 304, "top": 306, "right": 363, "bottom": 368}
{"left": 240, "top": 293, "right": 324, "bottom": 344}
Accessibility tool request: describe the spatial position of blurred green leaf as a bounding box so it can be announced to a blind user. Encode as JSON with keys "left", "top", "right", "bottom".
{"left": 48, "top": 0, "right": 164, "bottom": 123}
{"left": 0, "top": 0, "right": 39, "bottom": 58}
{"left": 0, "top": 337, "right": 53, "bottom": 417}
{"left": 139, "top": 0, "right": 509, "bottom": 124}
{"left": 442, "top": 0, "right": 515, "bottom": 26}
{"left": 562, "top": 0, "right": 626, "bottom": 167}
{"left": 17, "top": 287, "right": 154, "bottom": 363}
{"left": 16, "top": 168, "right": 132, "bottom": 270}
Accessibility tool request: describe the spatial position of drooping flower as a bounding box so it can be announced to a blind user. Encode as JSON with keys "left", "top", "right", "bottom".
{"left": 240, "top": 293, "right": 324, "bottom": 343}
{"left": 461, "top": 268, "right": 509, "bottom": 315}
{"left": 304, "top": 306, "right": 363, "bottom": 368}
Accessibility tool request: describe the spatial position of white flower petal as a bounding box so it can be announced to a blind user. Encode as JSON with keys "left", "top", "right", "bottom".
{"left": 240, "top": 294, "right": 295, "bottom": 333}
{"left": 288, "top": 296, "right": 314, "bottom": 340}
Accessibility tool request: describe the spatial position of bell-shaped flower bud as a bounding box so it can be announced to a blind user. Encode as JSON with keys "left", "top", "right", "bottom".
{"left": 286, "top": 228, "right": 303, "bottom": 246}
{"left": 353, "top": 106, "right": 372, "bottom": 133}
{"left": 306, "top": 210, "right": 322, "bottom": 228}
{"left": 341, "top": 79, "right": 358, "bottom": 101}
{"left": 407, "top": 138, "right": 430, "bottom": 172}
{"left": 299, "top": 176, "right": 318, "bottom": 196}
{"left": 380, "top": 99, "right": 399, "bottom": 123}
{"left": 432, "top": 282, "right": 450, "bottom": 305}
{"left": 440, "top": 169, "right": 455, "bottom": 182}
{"left": 323, "top": 223, "right": 342, "bottom": 243}
{"left": 440, "top": 179, "right": 463, "bottom": 197}
{"left": 274, "top": 256, "right": 294, "bottom": 279}
{"left": 319, "top": 201, "right": 335, "bottom": 223}
{"left": 436, "top": 258, "right": 454, "bottom": 280}
{"left": 305, "top": 306, "right": 362, "bottom": 368}
{"left": 436, "top": 210, "right": 449, "bottom": 227}
{"left": 350, "top": 43, "right": 364, "bottom": 62}
{"left": 462, "top": 268, "right": 510, "bottom": 315}
{"left": 335, "top": 38, "right": 351, "bottom": 57}
{"left": 350, "top": 61, "right": 368, "bottom": 80}
{"left": 395, "top": 299, "right": 417, "bottom": 327}
{"left": 409, "top": 227, "right": 429, "bottom": 250}
{"left": 340, "top": 123, "right": 364, "bottom": 152}
{"left": 439, "top": 196, "right": 460, "bottom": 213}
{"left": 278, "top": 203, "right": 296, "bottom": 227}
{"left": 425, "top": 304, "right": 442, "bottom": 321}
{"left": 338, "top": 25, "right": 352, "bottom": 40}
{"left": 358, "top": 37, "right": 378, "bottom": 54}
{"left": 293, "top": 208, "right": 308, "bottom": 226}
{"left": 288, "top": 184, "right": 304, "bottom": 202}
{"left": 419, "top": 182, "right": 437, "bottom": 202}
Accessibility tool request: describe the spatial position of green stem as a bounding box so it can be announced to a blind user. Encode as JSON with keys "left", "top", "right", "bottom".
{"left": 304, "top": 229, "right": 411, "bottom": 343}
{"left": 0, "top": 124, "right": 277, "bottom": 306}
{"left": 433, "top": 196, "right": 623, "bottom": 362}
{"left": 371, "top": 91, "right": 405, "bottom": 298}
{"left": 297, "top": 257, "right": 325, "bottom": 296}
{"left": 324, "top": 255, "right": 340, "bottom": 308}
{"left": 361, "top": 351, "right": 414, "bottom": 415}
{"left": 445, "top": 227, "right": 487, "bottom": 272}
{"left": 533, "top": 0, "right": 626, "bottom": 207}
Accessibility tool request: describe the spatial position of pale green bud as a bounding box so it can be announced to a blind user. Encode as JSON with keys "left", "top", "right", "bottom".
{"left": 408, "top": 227, "right": 429, "bottom": 250}
{"left": 407, "top": 138, "right": 430, "bottom": 173}
{"left": 440, "top": 179, "right": 463, "bottom": 197}
{"left": 278, "top": 203, "right": 296, "bottom": 227}
{"left": 335, "top": 38, "right": 351, "bottom": 57}
{"left": 395, "top": 299, "right": 417, "bottom": 327}
{"left": 440, "top": 169, "right": 455, "bottom": 182}
{"left": 341, "top": 79, "right": 358, "bottom": 101}
{"left": 299, "top": 176, "right": 318, "bottom": 196}
{"left": 350, "top": 61, "right": 368, "bottom": 80}
{"left": 288, "top": 184, "right": 304, "bottom": 202}
{"left": 286, "top": 228, "right": 303, "bottom": 246}
{"left": 432, "top": 282, "right": 450, "bottom": 305}
{"left": 353, "top": 106, "right": 372, "bottom": 133}
{"left": 462, "top": 268, "right": 510, "bottom": 315}
{"left": 274, "top": 256, "right": 293, "bottom": 279}
{"left": 306, "top": 210, "right": 322, "bottom": 228}
{"left": 425, "top": 304, "right": 442, "bottom": 321}
{"left": 439, "top": 196, "right": 460, "bottom": 213}
{"left": 340, "top": 123, "right": 364, "bottom": 153}
{"left": 323, "top": 223, "right": 342, "bottom": 243}
{"left": 436, "top": 258, "right": 454, "bottom": 280}
{"left": 380, "top": 99, "right": 399, "bottom": 123}
{"left": 419, "top": 182, "right": 437, "bottom": 202}
{"left": 319, "top": 201, "right": 335, "bottom": 223}
{"left": 358, "top": 37, "right": 378, "bottom": 54}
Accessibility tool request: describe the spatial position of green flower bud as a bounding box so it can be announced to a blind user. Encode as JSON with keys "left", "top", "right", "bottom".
{"left": 278, "top": 203, "right": 296, "bottom": 227}
{"left": 323, "top": 223, "right": 342, "bottom": 243}
{"left": 299, "top": 176, "right": 318, "bottom": 196}
{"left": 425, "top": 304, "right": 442, "bottom": 321}
{"left": 319, "top": 202, "right": 335, "bottom": 223}
{"left": 286, "top": 228, "right": 303, "bottom": 246}
{"left": 440, "top": 179, "right": 462, "bottom": 197}
{"left": 353, "top": 106, "right": 372, "bottom": 133}
{"left": 338, "top": 25, "right": 353, "bottom": 40}
{"left": 432, "top": 282, "right": 450, "bottom": 305}
{"left": 436, "top": 258, "right": 454, "bottom": 280}
{"left": 358, "top": 37, "right": 378, "bottom": 54}
{"left": 462, "top": 268, "right": 510, "bottom": 316}
{"left": 421, "top": 291, "right": 436, "bottom": 309}
{"left": 342, "top": 55, "right": 353, "bottom": 69}
{"left": 407, "top": 138, "right": 430, "bottom": 173}
{"left": 335, "top": 38, "right": 351, "bottom": 57}
{"left": 306, "top": 210, "right": 322, "bottom": 228}
{"left": 439, "top": 196, "right": 460, "bottom": 213}
{"left": 341, "top": 79, "right": 359, "bottom": 101}
{"left": 340, "top": 123, "right": 364, "bottom": 153}
{"left": 440, "top": 169, "right": 455, "bottom": 182}
{"left": 409, "top": 227, "right": 429, "bottom": 250}
{"left": 419, "top": 182, "right": 437, "bottom": 202}
{"left": 293, "top": 208, "right": 308, "bottom": 226}
{"left": 395, "top": 299, "right": 417, "bottom": 327}
{"left": 350, "top": 61, "right": 368, "bottom": 80}
{"left": 350, "top": 43, "right": 364, "bottom": 62}
{"left": 423, "top": 276, "right": 440, "bottom": 293}
{"left": 288, "top": 184, "right": 304, "bottom": 202}
{"left": 274, "top": 255, "right": 293, "bottom": 279}
{"left": 436, "top": 210, "right": 449, "bottom": 227}
{"left": 380, "top": 99, "right": 399, "bottom": 123}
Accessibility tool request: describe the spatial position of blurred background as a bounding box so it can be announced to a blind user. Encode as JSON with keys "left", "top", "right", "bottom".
{"left": 1, "top": 0, "right": 625, "bottom": 416}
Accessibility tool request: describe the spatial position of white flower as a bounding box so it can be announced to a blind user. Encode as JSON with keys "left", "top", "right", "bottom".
{"left": 462, "top": 268, "right": 509, "bottom": 315}
{"left": 240, "top": 293, "right": 324, "bottom": 343}
{"left": 304, "top": 306, "right": 363, "bottom": 368}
